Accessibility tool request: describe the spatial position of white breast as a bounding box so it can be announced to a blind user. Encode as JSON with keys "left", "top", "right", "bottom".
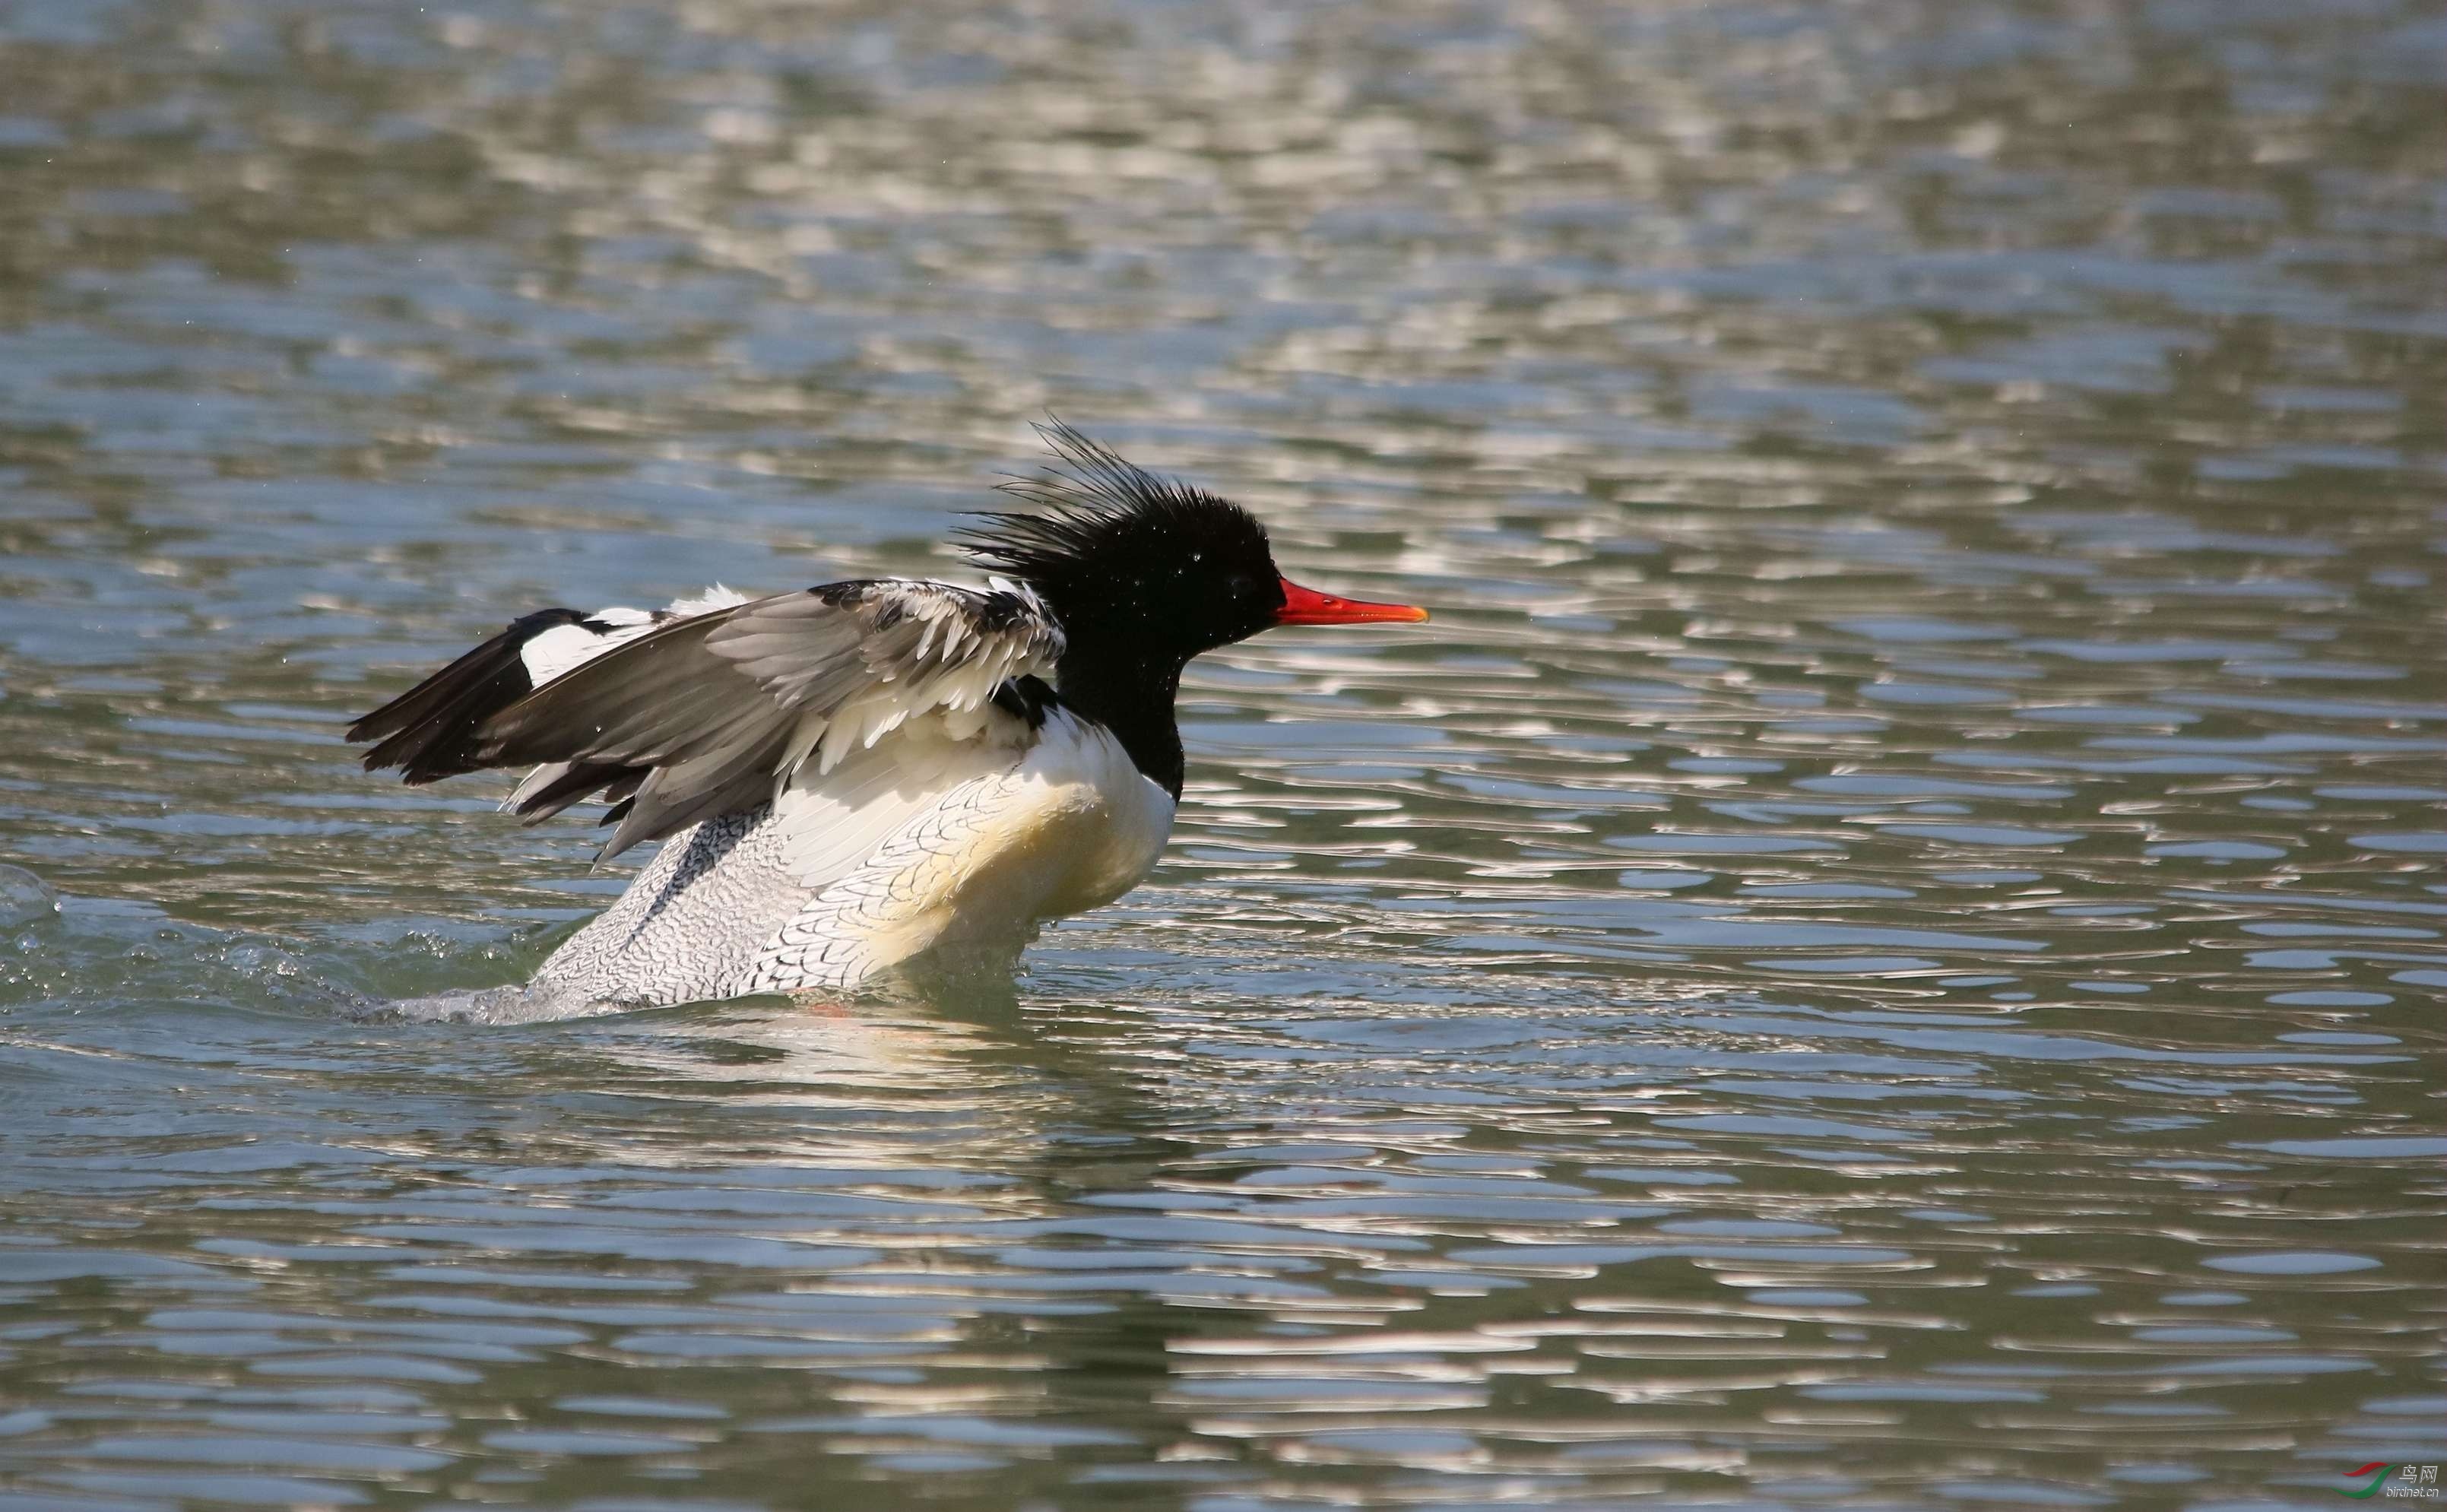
{"left": 1010, "top": 708, "right": 1178, "bottom": 914}
{"left": 743, "top": 708, "right": 1174, "bottom": 993}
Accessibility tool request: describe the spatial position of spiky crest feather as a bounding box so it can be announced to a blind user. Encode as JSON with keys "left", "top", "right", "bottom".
{"left": 958, "top": 420, "right": 1273, "bottom": 594}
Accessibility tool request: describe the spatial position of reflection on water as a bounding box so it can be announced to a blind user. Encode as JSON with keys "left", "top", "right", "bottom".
{"left": 0, "top": 0, "right": 2441, "bottom": 1506}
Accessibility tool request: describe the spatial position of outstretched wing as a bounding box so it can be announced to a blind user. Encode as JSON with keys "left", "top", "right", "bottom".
{"left": 353, "top": 578, "right": 1063, "bottom": 861}
{"left": 347, "top": 586, "right": 749, "bottom": 788}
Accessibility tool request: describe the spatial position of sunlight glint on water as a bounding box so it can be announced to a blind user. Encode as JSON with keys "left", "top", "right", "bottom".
{"left": 0, "top": 0, "right": 2440, "bottom": 1507}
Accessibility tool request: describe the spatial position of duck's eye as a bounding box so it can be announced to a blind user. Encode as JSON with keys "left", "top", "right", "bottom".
{"left": 1224, "top": 573, "right": 1255, "bottom": 599}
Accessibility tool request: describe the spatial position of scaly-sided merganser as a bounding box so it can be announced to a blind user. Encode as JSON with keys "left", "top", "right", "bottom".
{"left": 349, "top": 424, "right": 1428, "bottom": 1007}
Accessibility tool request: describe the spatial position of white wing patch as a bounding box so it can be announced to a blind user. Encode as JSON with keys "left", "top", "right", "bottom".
{"left": 516, "top": 587, "right": 746, "bottom": 685}
{"left": 521, "top": 620, "right": 648, "bottom": 683}
{"left": 667, "top": 584, "right": 750, "bottom": 618}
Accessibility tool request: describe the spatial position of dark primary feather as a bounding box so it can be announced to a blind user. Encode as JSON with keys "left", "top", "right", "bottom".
{"left": 350, "top": 607, "right": 591, "bottom": 783}
{"left": 471, "top": 604, "right": 828, "bottom": 860}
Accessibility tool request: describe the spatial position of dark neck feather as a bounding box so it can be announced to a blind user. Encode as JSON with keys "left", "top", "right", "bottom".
{"left": 1051, "top": 639, "right": 1186, "bottom": 799}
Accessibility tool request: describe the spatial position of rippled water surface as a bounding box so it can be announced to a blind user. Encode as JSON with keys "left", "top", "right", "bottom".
{"left": 2, "top": 0, "right": 2442, "bottom": 1507}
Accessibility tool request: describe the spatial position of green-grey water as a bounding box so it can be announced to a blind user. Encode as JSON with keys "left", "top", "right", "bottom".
{"left": 0, "top": 1, "right": 2441, "bottom": 1507}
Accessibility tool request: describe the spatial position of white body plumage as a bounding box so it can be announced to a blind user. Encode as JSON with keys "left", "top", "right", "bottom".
{"left": 490, "top": 589, "right": 1173, "bottom": 1007}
